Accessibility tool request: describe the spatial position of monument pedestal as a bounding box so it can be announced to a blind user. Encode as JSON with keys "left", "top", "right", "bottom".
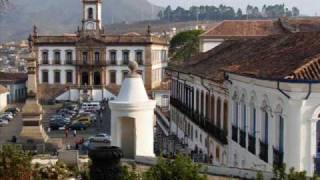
{"left": 19, "top": 98, "right": 48, "bottom": 145}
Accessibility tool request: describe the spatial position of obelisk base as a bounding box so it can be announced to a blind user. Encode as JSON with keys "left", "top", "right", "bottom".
{"left": 19, "top": 99, "right": 48, "bottom": 145}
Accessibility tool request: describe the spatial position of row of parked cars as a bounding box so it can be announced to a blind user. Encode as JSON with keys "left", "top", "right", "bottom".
{"left": 0, "top": 107, "right": 20, "bottom": 126}
{"left": 49, "top": 102, "right": 100, "bottom": 131}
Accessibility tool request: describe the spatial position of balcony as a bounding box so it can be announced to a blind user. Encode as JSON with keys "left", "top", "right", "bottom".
{"left": 232, "top": 125, "right": 238, "bottom": 142}
{"left": 248, "top": 134, "right": 256, "bottom": 154}
{"left": 107, "top": 60, "right": 117, "bottom": 66}
{"left": 273, "top": 147, "right": 284, "bottom": 167}
{"left": 170, "top": 97, "right": 227, "bottom": 144}
{"left": 240, "top": 129, "right": 246, "bottom": 148}
{"left": 259, "top": 140, "right": 268, "bottom": 163}
{"left": 75, "top": 60, "right": 107, "bottom": 66}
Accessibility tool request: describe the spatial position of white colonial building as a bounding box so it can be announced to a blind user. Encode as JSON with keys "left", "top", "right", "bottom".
{"left": 30, "top": 0, "right": 168, "bottom": 102}
{"left": 0, "top": 85, "right": 8, "bottom": 112}
{"left": 167, "top": 31, "right": 320, "bottom": 176}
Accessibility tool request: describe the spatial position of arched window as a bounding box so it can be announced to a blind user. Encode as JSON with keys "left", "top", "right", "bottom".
{"left": 232, "top": 94, "right": 239, "bottom": 127}
{"left": 260, "top": 100, "right": 269, "bottom": 162}
{"left": 275, "top": 106, "right": 284, "bottom": 152}
{"left": 206, "top": 93, "right": 210, "bottom": 119}
{"left": 196, "top": 90, "right": 199, "bottom": 113}
{"left": 249, "top": 101, "right": 256, "bottom": 136}
{"left": 88, "top": 8, "right": 93, "bottom": 19}
{"left": 200, "top": 91, "right": 204, "bottom": 116}
{"left": 240, "top": 96, "right": 247, "bottom": 132}
{"left": 261, "top": 106, "right": 269, "bottom": 143}
{"left": 217, "top": 98, "right": 221, "bottom": 128}
{"left": 211, "top": 95, "right": 215, "bottom": 124}
{"left": 223, "top": 100, "right": 228, "bottom": 133}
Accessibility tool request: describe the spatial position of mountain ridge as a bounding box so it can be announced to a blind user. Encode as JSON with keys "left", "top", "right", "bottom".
{"left": 0, "top": 0, "right": 162, "bottom": 42}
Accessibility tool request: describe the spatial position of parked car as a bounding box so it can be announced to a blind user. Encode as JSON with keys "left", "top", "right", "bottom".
{"left": 5, "top": 107, "right": 20, "bottom": 115}
{"left": 74, "top": 116, "right": 92, "bottom": 126}
{"left": 50, "top": 117, "right": 70, "bottom": 125}
{"left": 50, "top": 121, "right": 65, "bottom": 130}
{"left": 0, "top": 119, "right": 9, "bottom": 126}
{"left": 89, "top": 133, "right": 111, "bottom": 143}
{"left": 0, "top": 114, "right": 13, "bottom": 121}
{"left": 69, "top": 122, "right": 87, "bottom": 131}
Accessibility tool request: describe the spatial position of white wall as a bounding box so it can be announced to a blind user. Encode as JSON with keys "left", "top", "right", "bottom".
{"left": 200, "top": 38, "right": 223, "bottom": 52}
{"left": 0, "top": 92, "right": 8, "bottom": 112}
{"left": 39, "top": 65, "right": 76, "bottom": 84}
{"left": 38, "top": 46, "right": 76, "bottom": 65}
{"left": 228, "top": 73, "right": 320, "bottom": 176}
{"left": 106, "top": 46, "right": 146, "bottom": 65}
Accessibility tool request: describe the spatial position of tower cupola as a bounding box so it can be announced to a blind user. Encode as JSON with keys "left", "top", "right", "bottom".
{"left": 82, "top": 0, "right": 102, "bottom": 31}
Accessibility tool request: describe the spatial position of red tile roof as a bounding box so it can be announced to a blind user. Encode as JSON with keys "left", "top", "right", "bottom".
{"left": 169, "top": 32, "right": 320, "bottom": 82}
{"left": 200, "top": 20, "right": 285, "bottom": 39}
{"left": 0, "top": 72, "right": 28, "bottom": 84}
{"left": 200, "top": 18, "right": 320, "bottom": 40}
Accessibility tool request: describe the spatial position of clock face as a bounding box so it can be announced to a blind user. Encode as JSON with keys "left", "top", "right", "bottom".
{"left": 86, "top": 22, "right": 95, "bottom": 30}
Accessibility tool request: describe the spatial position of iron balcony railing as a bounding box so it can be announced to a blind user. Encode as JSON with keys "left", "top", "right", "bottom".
{"left": 75, "top": 60, "right": 107, "bottom": 66}
{"left": 273, "top": 147, "right": 284, "bottom": 167}
{"left": 248, "top": 134, "right": 256, "bottom": 155}
{"left": 232, "top": 125, "right": 238, "bottom": 142}
{"left": 170, "top": 97, "right": 227, "bottom": 144}
{"left": 259, "top": 140, "right": 268, "bottom": 163}
{"left": 240, "top": 129, "right": 246, "bottom": 148}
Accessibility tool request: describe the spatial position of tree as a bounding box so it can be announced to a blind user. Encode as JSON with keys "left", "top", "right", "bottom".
{"left": 236, "top": 8, "right": 243, "bottom": 19}
{"left": 169, "top": 29, "right": 204, "bottom": 65}
{"left": 0, "top": 144, "right": 32, "bottom": 179}
{"left": 292, "top": 7, "right": 300, "bottom": 17}
{"left": 0, "top": 0, "right": 9, "bottom": 11}
{"left": 144, "top": 154, "right": 207, "bottom": 180}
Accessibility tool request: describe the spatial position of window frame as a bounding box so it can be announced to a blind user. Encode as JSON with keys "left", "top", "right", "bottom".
{"left": 66, "top": 70, "right": 73, "bottom": 84}
{"left": 65, "top": 50, "right": 73, "bottom": 65}
{"left": 41, "top": 50, "right": 49, "bottom": 64}
{"left": 122, "top": 50, "right": 130, "bottom": 65}
{"left": 42, "top": 70, "right": 49, "bottom": 83}
{"left": 109, "top": 70, "right": 117, "bottom": 84}
{"left": 54, "top": 70, "right": 61, "bottom": 84}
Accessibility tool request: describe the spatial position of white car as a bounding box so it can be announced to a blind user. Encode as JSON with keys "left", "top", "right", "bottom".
{"left": 0, "top": 119, "right": 9, "bottom": 126}
{"left": 89, "top": 133, "right": 111, "bottom": 143}
{"left": 0, "top": 114, "right": 13, "bottom": 120}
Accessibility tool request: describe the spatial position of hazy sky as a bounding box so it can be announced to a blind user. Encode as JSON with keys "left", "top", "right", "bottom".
{"left": 148, "top": 0, "right": 319, "bottom": 16}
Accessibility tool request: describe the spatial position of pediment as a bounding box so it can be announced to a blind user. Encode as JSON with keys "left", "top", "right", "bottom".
{"left": 76, "top": 36, "right": 106, "bottom": 47}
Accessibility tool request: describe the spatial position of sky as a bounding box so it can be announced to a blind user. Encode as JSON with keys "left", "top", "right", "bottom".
{"left": 148, "top": 0, "right": 319, "bottom": 16}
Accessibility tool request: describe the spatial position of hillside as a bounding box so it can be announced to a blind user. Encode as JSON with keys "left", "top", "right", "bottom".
{"left": 0, "top": 0, "right": 162, "bottom": 42}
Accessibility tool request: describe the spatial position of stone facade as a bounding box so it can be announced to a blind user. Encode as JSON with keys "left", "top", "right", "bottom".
{"left": 31, "top": 0, "right": 168, "bottom": 102}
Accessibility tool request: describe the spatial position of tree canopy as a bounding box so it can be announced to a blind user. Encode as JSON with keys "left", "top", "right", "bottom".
{"left": 169, "top": 29, "right": 204, "bottom": 65}
{"left": 158, "top": 4, "right": 300, "bottom": 22}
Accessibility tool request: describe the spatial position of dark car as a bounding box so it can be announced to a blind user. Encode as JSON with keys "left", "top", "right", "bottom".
{"left": 5, "top": 107, "right": 20, "bottom": 115}
{"left": 50, "top": 121, "right": 65, "bottom": 130}
{"left": 69, "top": 122, "right": 87, "bottom": 131}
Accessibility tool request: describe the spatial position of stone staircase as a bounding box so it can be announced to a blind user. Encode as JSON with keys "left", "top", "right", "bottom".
{"left": 154, "top": 124, "right": 187, "bottom": 156}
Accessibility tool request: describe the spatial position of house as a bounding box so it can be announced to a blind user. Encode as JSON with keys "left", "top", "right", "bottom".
{"left": 30, "top": 0, "right": 169, "bottom": 103}
{"left": 0, "top": 85, "right": 8, "bottom": 112}
{"left": 199, "top": 18, "right": 320, "bottom": 52}
{"left": 0, "top": 72, "right": 27, "bottom": 103}
{"left": 166, "top": 31, "right": 320, "bottom": 176}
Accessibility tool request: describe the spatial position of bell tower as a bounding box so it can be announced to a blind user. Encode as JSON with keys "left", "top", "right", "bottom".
{"left": 82, "top": 0, "right": 102, "bottom": 31}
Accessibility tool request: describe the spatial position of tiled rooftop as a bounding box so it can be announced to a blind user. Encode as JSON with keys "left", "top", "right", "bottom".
{"left": 169, "top": 31, "right": 320, "bottom": 82}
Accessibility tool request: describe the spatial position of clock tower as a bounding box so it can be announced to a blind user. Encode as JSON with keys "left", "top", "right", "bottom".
{"left": 82, "top": 0, "right": 102, "bottom": 31}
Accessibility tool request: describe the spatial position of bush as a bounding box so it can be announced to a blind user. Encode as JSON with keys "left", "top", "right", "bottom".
{"left": 0, "top": 144, "right": 32, "bottom": 179}
{"left": 32, "top": 161, "right": 74, "bottom": 180}
{"left": 144, "top": 154, "right": 207, "bottom": 180}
